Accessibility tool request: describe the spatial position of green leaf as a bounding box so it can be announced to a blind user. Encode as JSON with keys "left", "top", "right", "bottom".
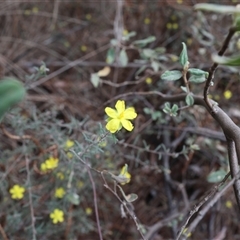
{"left": 189, "top": 74, "right": 206, "bottom": 83}
{"left": 135, "top": 65, "right": 147, "bottom": 76}
{"left": 179, "top": 42, "right": 188, "bottom": 67}
{"left": 106, "top": 48, "right": 115, "bottom": 64}
{"left": 151, "top": 60, "right": 160, "bottom": 72}
{"left": 181, "top": 86, "right": 188, "bottom": 93}
{"left": 185, "top": 94, "right": 194, "bottom": 106}
{"left": 207, "top": 169, "right": 227, "bottom": 183}
{"left": 119, "top": 49, "right": 128, "bottom": 67}
{"left": 188, "top": 68, "right": 209, "bottom": 77}
{"left": 172, "top": 104, "right": 179, "bottom": 113}
{"left": 212, "top": 54, "right": 240, "bottom": 66}
{"left": 133, "top": 36, "right": 156, "bottom": 48}
{"left": 66, "top": 192, "right": 80, "bottom": 205}
{"left": 118, "top": 185, "right": 138, "bottom": 203}
{"left": 194, "top": 4, "right": 240, "bottom": 14}
{"left": 0, "top": 78, "right": 26, "bottom": 121}
{"left": 122, "top": 31, "right": 136, "bottom": 41}
{"left": 161, "top": 70, "right": 182, "bottom": 81}
{"left": 125, "top": 193, "right": 138, "bottom": 203}
{"left": 90, "top": 73, "right": 100, "bottom": 88}
{"left": 142, "top": 48, "right": 155, "bottom": 58}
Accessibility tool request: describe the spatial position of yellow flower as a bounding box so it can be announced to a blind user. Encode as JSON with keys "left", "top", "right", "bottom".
{"left": 65, "top": 140, "right": 75, "bottom": 149}
{"left": 85, "top": 207, "right": 93, "bottom": 215}
{"left": 41, "top": 162, "right": 48, "bottom": 172}
{"left": 105, "top": 100, "right": 137, "bottom": 133}
{"left": 119, "top": 164, "right": 131, "bottom": 185}
{"left": 172, "top": 23, "right": 179, "bottom": 29}
{"left": 225, "top": 200, "right": 233, "bottom": 209}
{"left": 80, "top": 45, "right": 87, "bottom": 52}
{"left": 9, "top": 185, "right": 25, "bottom": 200}
{"left": 224, "top": 90, "right": 232, "bottom": 99}
{"left": 85, "top": 14, "right": 92, "bottom": 20}
{"left": 144, "top": 18, "right": 151, "bottom": 25}
{"left": 77, "top": 181, "right": 84, "bottom": 189}
{"left": 56, "top": 172, "right": 65, "bottom": 180}
{"left": 177, "top": 0, "right": 183, "bottom": 4}
{"left": 45, "top": 156, "right": 59, "bottom": 169}
{"left": 55, "top": 187, "right": 66, "bottom": 198}
{"left": 123, "top": 29, "right": 129, "bottom": 36}
{"left": 145, "top": 77, "right": 152, "bottom": 85}
{"left": 50, "top": 209, "right": 64, "bottom": 224}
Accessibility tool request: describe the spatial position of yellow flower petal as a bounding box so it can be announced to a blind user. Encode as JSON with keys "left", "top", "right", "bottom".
{"left": 121, "top": 119, "right": 134, "bottom": 131}
{"left": 106, "top": 119, "right": 121, "bottom": 133}
{"left": 124, "top": 107, "right": 137, "bottom": 120}
{"left": 119, "top": 164, "right": 131, "bottom": 185}
{"left": 115, "top": 100, "right": 125, "bottom": 114}
{"left": 105, "top": 107, "right": 118, "bottom": 118}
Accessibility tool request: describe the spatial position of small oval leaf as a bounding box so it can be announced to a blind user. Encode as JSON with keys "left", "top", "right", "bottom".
{"left": 125, "top": 193, "right": 138, "bottom": 203}
{"left": 188, "top": 74, "right": 206, "bottom": 83}
{"left": 194, "top": 4, "right": 240, "bottom": 14}
{"left": 212, "top": 54, "right": 240, "bottom": 66}
{"left": 91, "top": 73, "right": 100, "bottom": 88}
{"left": 0, "top": 78, "right": 26, "bottom": 121}
{"left": 119, "top": 49, "right": 128, "bottom": 67}
{"left": 207, "top": 169, "right": 227, "bottom": 183}
{"left": 161, "top": 70, "right": 182, "bottom": 81}
{"left": 179, "top": 42, "right": 188, "bottom": 67}
{"left": 185, "top": 94, "right": 194, "bottom": 106}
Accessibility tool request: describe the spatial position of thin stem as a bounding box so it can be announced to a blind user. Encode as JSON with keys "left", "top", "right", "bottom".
{"left": 227, "top": 139, "right": 240, "bottom": 209}
{"left": 176, "top": 171, "right": 231, "bottom": 240}
{"left": 87, "top": 167, "right": 103, "bottom": 240}
{"left": 25, "top": 155, "right": 37, "bottom": 240}
{"left": 204, "top": 27, "right": 237, "bottom": 111}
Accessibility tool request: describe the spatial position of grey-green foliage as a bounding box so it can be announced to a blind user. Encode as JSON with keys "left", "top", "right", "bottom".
{"left": 0, "top": 78, "right": 26, "bottom": 122}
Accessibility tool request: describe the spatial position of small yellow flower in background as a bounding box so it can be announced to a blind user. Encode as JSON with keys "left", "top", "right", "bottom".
{"left": 105, "top": 100, "right": 137, "bottom": 133}
{"left": 170, "top": 55, "right": 178, "bottom": 62}
{"left": 80, "top": 45, "right": 87, "bottom": 52}
{"left": 67, "top": 152, "right": 73, "bottom": 159}
{"left": 63, "top": 41, "right": 70, "bottom": 48}
{"left": 9, "top": 185, "right": 25, "bottom": 200}
{"left": 32, "top": 7, "right": 39, "bottom": 13}
{"left": 167, "top": 23, "right": 178, "bottom": 30}
{"left": 41, "top": 162, "right": 48, "bottom": 172}
{"left": 85, "top": 14, "right": 92, "bottom": 20}
{"left": 56, "top": 172, "right": 65, "bottom": 180}
{"left": 24, "top": 9, "right": 31, "bottom": 15}
{"left": 64, "top": 140, "right": 74, "bottom": 159}
{"left": 144, "top": 18, "right": 151, "bottom": 25}
{"left": 55, "top": 187, "right": 66, "bottom": 198}
{"left": 224, "top": 90, "right": 232, "bottom": 99}
{"left": 65, "top": 139, "right": 75, "bottom": 149}
{"left": 85, "top": 207, "right": 93, "bottom": 216}
{"left": 41, "top": 156, "right": 59, "bottom": 172}
{"left": 119, "top": 164, "right": 131, "bottom": 185}
{"left": 166, "top": 23, "right": 172, "bottom": 29}
{"left": 172, "top": 23, "right": 179, "bottom": 29}
{"left": 225, "top": 200, "right": 233, "bottom": 209}
{"left": 187, "top": 38, "right": 193, "bottom": 46}
{"left": 77, "top": 181, "right": 84, "bottom": 189}
{"left": 50, "top": 209, "right": 64, "bottom": 224}
{"left": 45, "top": 156, "right": 59, "bottom": 169}
{"left": 145, "top": 77, "right": 152, "bottom": 85}
{"left": 177, "top": 0, "right": 183, "bottom": 4}
{"left": 123, "top": 29, "right": 129, "bottom": 36}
